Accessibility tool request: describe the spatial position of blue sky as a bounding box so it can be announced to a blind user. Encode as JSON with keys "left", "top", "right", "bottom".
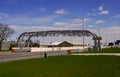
{"left": 0, "top": 0, "right": 120, "bottom": 43}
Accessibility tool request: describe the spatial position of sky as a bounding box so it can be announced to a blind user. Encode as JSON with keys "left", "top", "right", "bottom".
{"left": 0, "top": 0, "right": 120, "bottom": 44}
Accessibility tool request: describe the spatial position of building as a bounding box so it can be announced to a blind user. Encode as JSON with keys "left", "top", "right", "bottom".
{"left": 47, "top": 41, "right": 73, "bottom": 47}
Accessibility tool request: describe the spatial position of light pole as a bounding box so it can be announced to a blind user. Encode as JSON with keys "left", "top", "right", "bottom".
{"left": 81, "top": 18, "right": 85, "bottom": 50}
{"left": 105, "top": 33, "right": 108, "bottom": 46}
{"left": 72, "top": 17, "right": 85, "bottom": 50}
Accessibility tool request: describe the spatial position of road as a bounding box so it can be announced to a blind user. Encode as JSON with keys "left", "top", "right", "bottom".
{"left": 0, "top": 51, "right": 68, "bottom": 62}
{"left": 1, "top": 51, "right": 120, "bottom": 62}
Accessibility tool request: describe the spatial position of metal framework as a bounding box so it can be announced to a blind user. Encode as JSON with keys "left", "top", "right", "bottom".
{"left": 17, "top": 30, "right": 101, "bottom": 50}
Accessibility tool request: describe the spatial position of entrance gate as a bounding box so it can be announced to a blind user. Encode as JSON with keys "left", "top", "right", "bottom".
{"left": 17, "top": 30, "right": 102, "bottom": 50}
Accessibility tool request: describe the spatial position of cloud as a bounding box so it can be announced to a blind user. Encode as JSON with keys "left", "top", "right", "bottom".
{"left": 101, "top": 26, "right": 120, "bottom": 34}
{"left": 4, "top": 15, "right": 92, "bottom": 31}
{"left": 101, "top": 26, "right": 120, "bottom": 42}
{"left": 100, "top": 10, "right": 109, "bottom": 15}
{"left": 10, "top": 25, "right": 45, "bottom": 31}
{"left": 10, "top": 20, "right": 86, "bottom": 32}
{"left": 53, "top": 22, "right": 80, "bottom": 30}
{"left": 53, "top": 18, "right": 92, "bottom": 29}
{"left": 0, "top": 13, "right": 9, "bottom": 19}
{"left": 113, "top": 14, "right": 120, "bottom": 18}
{"left": 87, "top": 13, "right": 97, "bottom": 16}
{"left": 87, "top": 4, "right": 109, "bottom": 16}
{"left": 10, "top": 25, "right": 68, "bottom": 32}
{"left": 54, "top": 9, "right": 68, "bottom": 15}
{"left": 7, "top": 15, "right": 59, "bottom": 25}
{"left": 53, "top": 22, "right": 67, "bottom": 26}
{"left": 84, "top": 18, "right": 92, "bottom": 22}
{"left": 88, "top": 25, "right": 94, "bottom": 28}
{"left": 72, "top": 18, "right": 92, "bottom": 23}
{"left": 98, "top": 4, "right": 109, "bottom": 15}
{"left": 95, "top": 20, "right": 105, "bottom": 24}
{"left": 37, "top": 7, "right": 46, "bottom": 12}
{"left": 88, "top": 26, "right": 120, "bottom": 43}
{"left": 98, "top": 4, "right": 104, "bottom": 11}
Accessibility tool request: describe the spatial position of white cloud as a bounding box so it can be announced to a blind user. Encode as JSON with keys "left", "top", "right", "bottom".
{"left": 37, "top": 7, "right": 46, "bottom": 12}
{"left": 98, "top": 4, "right": 109, "bottom": 15}
{"left": 53, "top": 22, "right": 80, "bottom": 28}
{"left": 72, "top": 18, "right": 92, "bottom": 23}
{"left": 101, "top": 26, "right": 120, "bottom": 34}
{"left": 88, "top": 26, "right": 120, "bottom": 43}
{"left": 87, "top": 13, "right": 97, "bottom": 16}
{"left": 7, "top": 15, "right": 59, "bottom": 25}
{"left": 95, "top": 20, "right": 105, "bottom": 24}
{"left": 4, "top": 15, "right": 92, "bottom": 32}
{"left": 98, "top": 4, "right": 104, "bottom": 11}
{"left": 114, "top": 14, "right": 120, "bottom": 18}
{"left": 101, "top": 26, "right": 120, "bottom": 42}
{"left": 53, "top": 22, "right": 67, "bottom": 26}
{"left": 87, "top": 9, "right": 97, "bottom": 16}
{"left": 10, "top": 20, "right": 86, "bottom": 32}
{"left": 84, "top": 18, "right": 92, "bottom": 22}
{"left": 10, "top": 25, "right": 49, "bottom": 31}
{"left": 100, "top": 10, "right": 109, "bottom": 15}
{"left": 0, "top": 13, "right": 9, "bottom": 19}
{"left": 87, "top": 4, "right": 109, "bottom": 16}
{"left": 54, "top": 9, "right": 68, "bottom": 15}
{"left": 88, "top": 25, "right": 94, "bottom": 28}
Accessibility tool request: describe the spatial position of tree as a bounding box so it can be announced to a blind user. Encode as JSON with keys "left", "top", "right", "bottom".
{"left": 0, "top": 23, "right": 15, "bottom": 50}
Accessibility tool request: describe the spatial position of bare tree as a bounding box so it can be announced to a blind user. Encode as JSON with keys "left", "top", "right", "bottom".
{"left": 0, "top": 23, "right": 15, "bottom": 50}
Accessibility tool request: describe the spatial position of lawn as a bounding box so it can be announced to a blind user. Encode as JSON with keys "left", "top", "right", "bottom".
{"left": 0, "top": 50, "right": 10, "bottom": 52}
{"left": 0, "top": 55, "right": 120, "bottom": 77}
{"left": 82, "top": 47, "right": 120, "bottom": 53}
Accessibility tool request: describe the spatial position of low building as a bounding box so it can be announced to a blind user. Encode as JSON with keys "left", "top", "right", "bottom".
{"left": 47, "top": 41, "right": 73, "bottom": 47}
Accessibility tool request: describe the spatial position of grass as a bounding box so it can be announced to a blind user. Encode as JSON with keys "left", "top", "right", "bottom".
{"left": 0, "top": 55, "right": 120, "bottom": 77}
{"left": 0, "top": 50, "right": 10, "bottom": 52}
{"left": 82, "top": 47, "right": 120, "bottom": 53}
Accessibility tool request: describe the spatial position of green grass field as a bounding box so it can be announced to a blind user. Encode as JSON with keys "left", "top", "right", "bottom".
{"left": 82, "top": 47, "right": 120, "bottom": 53}
{"left": 0, "top": 55, "right": 120, "bottom": 77}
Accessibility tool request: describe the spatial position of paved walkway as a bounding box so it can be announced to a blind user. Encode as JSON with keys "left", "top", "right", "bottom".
{"left": 71, "top": 53, "right": 120, "bottom": 56}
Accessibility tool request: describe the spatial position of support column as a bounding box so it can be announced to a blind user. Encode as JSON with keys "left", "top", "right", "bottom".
{"left": 98, "top": 40, "right": 101, "bottom": 51}
{"left": 93, "top": 39, "right": 98, "bottom": 50}
{"left": 93, "top": 37, "right": 102, "bottom": 51}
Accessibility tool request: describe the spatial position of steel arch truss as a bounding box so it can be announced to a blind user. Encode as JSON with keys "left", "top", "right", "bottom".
{"left": 17, "top": 30, "right": 101, "bottom": 50}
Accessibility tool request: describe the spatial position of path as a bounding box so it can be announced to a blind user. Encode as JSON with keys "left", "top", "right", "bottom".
{"left": 71, "top": 53, "right": 120, "bottom": 56}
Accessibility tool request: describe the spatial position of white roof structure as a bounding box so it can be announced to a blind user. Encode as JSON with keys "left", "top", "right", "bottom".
{"left": 50, "top": 42, "right": 61, "bottom": 45}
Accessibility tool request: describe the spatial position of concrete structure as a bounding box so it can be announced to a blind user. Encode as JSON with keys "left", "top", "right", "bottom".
{"left": 12, "top": 46, "right": 88, "bottom": 52}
